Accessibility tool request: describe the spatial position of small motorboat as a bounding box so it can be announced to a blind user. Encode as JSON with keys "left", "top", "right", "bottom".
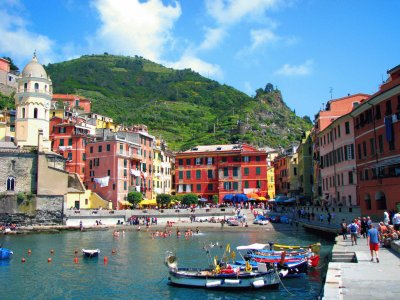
{"left": 273, "top": 242, "right": 321, "bottom": 254}
{"left": 82, "top": 249, "right": 100, "bottom": 258}
{"left": 165, "top": 252, "right": 280, "bottom": 289}
{"left": 0, "top": 247, "right": 13, "bottom": 260}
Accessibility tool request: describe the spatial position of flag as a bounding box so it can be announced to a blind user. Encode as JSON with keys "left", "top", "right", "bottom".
{"left": 226, "top": 243, "right": 231, "bottom": 253}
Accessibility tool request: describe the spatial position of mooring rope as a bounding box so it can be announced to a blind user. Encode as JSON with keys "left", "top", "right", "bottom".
{"left": 275, "top": 267, "right": 295, "bottom": 296}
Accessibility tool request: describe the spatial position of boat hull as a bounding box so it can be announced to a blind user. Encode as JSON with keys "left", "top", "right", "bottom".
{"left": 273, "top": 243, "right": 321, "bottom": 254}
{"left": 168, "top": 268, "right": 280, "bottom": 289}
{"left": 82, "top": 249, "right": 100, "bottom": 258}
{"left": 0, "top": 248, "right": 13, "bottom": 260}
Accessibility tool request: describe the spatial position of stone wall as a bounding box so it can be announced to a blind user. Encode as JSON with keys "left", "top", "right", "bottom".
{"left": 0, "top": 194, "right": 63, "bottom": 225}
{"left": 0, "top": 151, "right": 37, "bottom": 194}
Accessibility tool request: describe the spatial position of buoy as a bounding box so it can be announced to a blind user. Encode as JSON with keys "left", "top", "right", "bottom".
{"left": 74, "top": 257, "right": 79, "bottom": 264}
{"left": 112, "top": 249, "right": 116, "bottom": 254}
{"left": 74, "top": 250, "right": 78, "bottom": 254}
{"left": 103, "top": 256, "right": 108, "bottom": 264}
{"left": 47, "top": 258, "right": 52, "bottom": 263}
{"left": 50, "top": 249, "right": 54, "bottom": 254}
{"left": 21, "top": 257, "right": 26, "bottom": 263}
{"left": 28, "top": 249, "right": 32, "bottom": 255}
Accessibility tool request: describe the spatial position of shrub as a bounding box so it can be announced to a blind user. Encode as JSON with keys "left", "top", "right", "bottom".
{"left": 181, "top": 193, "right": 199, "bottom": 205}
{"left": 156, "top": 194, "right": 171, "bottom": 208}
{"left": 127, "top": 191, "right": 142, "bottom": 206}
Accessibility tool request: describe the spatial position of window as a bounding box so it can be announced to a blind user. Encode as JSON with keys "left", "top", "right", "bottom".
{"left": 207, "top": 157, "right": 213, "bottom": 165}
{"left": 208, "top": 183, "right": 213, "bottom": 191}
{"left": 345, "top": 121, "right": 350, "bottom": 134}
{"left": 34, "top": 82, "right": 39, "bottom": 91}
{"left": 233, "top": 167, "right": 238, "bottom": 177}
{"left": 108, "top": 169, "right": 111, "bottom": 176}
{"left": 82, "top": 153, "right": 86, "bottom": 161}
{"left": 195, "top": 158, "right": 202, "bottom": 165}
{"left": 124, "top": 181, "right": 127, "bottom": 190}
{"left": 75, "top": 100, "right": 80, "bottom": 107}
{"left": 68, "top": 138, "right": 73, "bottom": 146}
{"left": 33, "top": 108, "right": 38, "bottom": 119}
{"left": 370, "top": 138, "right": 375, "bottom": 156}
{"left": 293, "top": 167, "right": 297, "bottom": 176}
{"left": 90, "top": 146, "right": 93, "bottom": 153}
{"left": 375, "top": 105, "right": 381, "bottom": 119}
{"left": 256, "top": 180, "right": 262, "bottom": 188}
{"left": 233, "top": 182, "right": 238, "bottom": 191}
{"left": 244, "top": 168, "right": 249, "bottom": 176}
{"left": 196, "top": 184, "right": 201, "bottom": 191}
{"left": 186, "top": 170, "right": 191, "bottom": 179}
{"left": 221, "top": 157, "right": 227, "bottom": 162}
{"left": 337, "top": 125, "right": 341, "bottom": 137}
{"left": 22, "top": 108, "right": 25, "bottom": 118}
{"left": 196, "top": 170, "right": 201, "bottom": 179}
{"left": 256, "top": 156, "right": 260, "bottom": 162}
{"left": 107, "top": 144, "right": 111, "bottom": 151}
{"left": 7, "top": 176, "right": 15, "bottom": 191}
{"left": 66, "top": 152, "right": 72, "bottom": 161}
{"left": 124, "top": 169, "right": 127, "bottom": 177}
{"left": 363, "top": 142, "right": 367, "bottom": 157}
{"left": 243, "top": 156, "right": 250, "bottom": 162}
{"left": 98, "top": 145, "right": 102, "bottom": 153}
{"left": 207, "top": 170, "right": 213, "bottom": 179}
{"left": 385, "top": 100, "right": 392, "bottom": 115}
{"left": 223, "top": 168, "right": 229, "bottom": 176}
{"left": 113, "top": 183, "right": 116, "bottom": 190}
{"left": 59, "top": 139, "right": 64, "bottom": 146}
{"left": 223, "top": 182, "right": 232, "bottom": 190}
{"left": 256, "top": 167, "right": 261, "bottom": 175}
{"left": 186, "top": 158, "right": 191, "bottom": 165}
{"left": 244, "top": 181, "right": 249, "bottom": 188}
{"left": 178, "top": 159, "right": 183, "bottom": 166}
{"left": 124, "top": 159, "right": 127, "bottom": 168}
{"left": 378, "top": 135, "right": 384, "bottom": 154}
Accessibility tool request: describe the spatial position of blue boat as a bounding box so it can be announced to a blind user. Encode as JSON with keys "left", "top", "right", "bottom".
{"left": 0, "top": 247, "right": 13, "bottom": 260}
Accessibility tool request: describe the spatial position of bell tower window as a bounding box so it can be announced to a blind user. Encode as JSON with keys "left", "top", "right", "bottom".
{"left": 34, "top": 83, "right": 39, "bottom": 92}
{"left": 34, "top": 108, "right": 38, "bottom": 119}
{"left": 7, "top": 176, "right": 15, "bottom": 191}
{"left": 24, "top": 83, "right": 28, "bottom": 92}
{"left": 22, "top": 108, "right": 26, "bottom": 118}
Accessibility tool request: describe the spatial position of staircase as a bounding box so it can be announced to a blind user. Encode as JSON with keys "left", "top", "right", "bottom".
{"left": 331, "top": 251, "right": 356, "bottom": 263}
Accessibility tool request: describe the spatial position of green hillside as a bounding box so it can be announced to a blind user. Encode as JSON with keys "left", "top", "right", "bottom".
{"left": 45, "top": 54, "right": 311, "bottom": 150}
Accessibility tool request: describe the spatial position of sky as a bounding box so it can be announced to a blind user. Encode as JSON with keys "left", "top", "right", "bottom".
{"left": 1, "top": 0, "right": 399, "bottom": 118}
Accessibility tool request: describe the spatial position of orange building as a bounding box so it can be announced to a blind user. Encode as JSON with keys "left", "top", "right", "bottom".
{"left": 351, "top": 64, "right": 400, "bottom": 218}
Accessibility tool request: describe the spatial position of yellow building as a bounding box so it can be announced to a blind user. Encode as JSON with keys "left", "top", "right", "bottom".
{"left": 0, "top": 111, "right": 6, "bottom": 141}
{"left": 266, "top": 149, "right": 279, "bottom": 199}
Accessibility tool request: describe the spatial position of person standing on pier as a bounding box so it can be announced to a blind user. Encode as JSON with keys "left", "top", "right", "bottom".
{"left": 347, "top": 219, "right": 359, "bottom": 245}
{"left": 367, "top": 224, "right": 380, "bottom": 263}
{"left": 340, "top": 219, "right": 348, "bottom": 240}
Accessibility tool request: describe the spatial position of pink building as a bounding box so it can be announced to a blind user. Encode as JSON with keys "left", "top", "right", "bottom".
{"left": 319, "top": 113, "right": 357, "bottom": 206}
{"left": 85, "top": 132, "right": 141, "bottom": 209}
{"left": 52, "top": 94, "right": 91, "bottom": 113}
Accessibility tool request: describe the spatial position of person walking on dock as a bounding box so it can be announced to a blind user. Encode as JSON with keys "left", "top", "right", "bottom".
{"left": 347, "top": 219, "right": 359, "bottom": 245}
{"left": 367, "top": 224, "right": 380, "bottom": 263}
{"left": 340, "top": 219, "right": 348, "bottom": 240}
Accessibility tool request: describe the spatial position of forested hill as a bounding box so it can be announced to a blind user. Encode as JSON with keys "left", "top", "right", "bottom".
{"left": 44, "top": 54, "right": 311, "bottom": 150}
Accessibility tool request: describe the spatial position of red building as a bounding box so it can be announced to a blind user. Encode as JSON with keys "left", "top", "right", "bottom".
{"left": 351, "top": 65, "right": 400, "bottom": 218}
{"left": 52, "top": 94, "right": 91, "bottom": 113}
{"left": 175, "top": 144, "right": 268, "bottom": 202}
{"left": 274, "top": 155, "right": 289, "bottom": 196}
{"left": 50, "top": 116, "right": 94, "bottom": 181}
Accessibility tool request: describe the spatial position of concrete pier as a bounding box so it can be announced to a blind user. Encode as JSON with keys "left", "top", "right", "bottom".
{"left": 323, "top": 235, "right": 400, "bottom": 299}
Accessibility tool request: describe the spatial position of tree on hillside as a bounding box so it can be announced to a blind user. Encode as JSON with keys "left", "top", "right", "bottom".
{"left": 264, "top": 83, "right": 274, "bottom": 93}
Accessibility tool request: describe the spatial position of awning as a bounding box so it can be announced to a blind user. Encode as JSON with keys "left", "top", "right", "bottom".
{"left": 118, "top": 200, "right": 133, "bottom": 207}
{"left": 223, "top": 194, "right": 234, "bottom": 201}
{"left": 233, "top": 194, "right": 248, "bottom": 202}
{"left": 140, "top": 199, "right": 157, "bottom": 206}
{"left": 246, "top": 192, "right": 259, "bottom": 200}
{"left": 198, "top": 198, "right": 208, "bottom": 202}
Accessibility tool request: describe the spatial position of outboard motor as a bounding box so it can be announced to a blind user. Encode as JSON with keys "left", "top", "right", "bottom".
{"left": 268, "top": 241, "right": 274, "bottom": 251}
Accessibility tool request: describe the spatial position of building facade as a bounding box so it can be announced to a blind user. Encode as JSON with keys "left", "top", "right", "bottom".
{"left": 351, "top": 65, "right": 400, "bottom": 217}
{"left": 297, "top": 131, "right": 313, "bottom": 202}
{"left": 175, "top": 144, "right": 268, "bottom": 202}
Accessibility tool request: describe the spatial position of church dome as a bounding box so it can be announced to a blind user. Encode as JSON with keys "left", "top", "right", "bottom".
{"left": 22, "top": 52, "right": 48, "bottom": 78}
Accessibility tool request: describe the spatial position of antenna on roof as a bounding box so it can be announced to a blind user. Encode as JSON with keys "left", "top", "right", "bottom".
{"left": 329, "top": 87, "right": 333, "bottom": 100}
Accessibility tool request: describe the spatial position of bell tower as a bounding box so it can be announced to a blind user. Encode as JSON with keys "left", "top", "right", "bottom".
{"left": 14, "top": 52, "right": 52, "bottom": 150}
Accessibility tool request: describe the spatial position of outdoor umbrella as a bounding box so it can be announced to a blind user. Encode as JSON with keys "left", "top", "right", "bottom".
{"left": 233, "top": 194, "right": 249, "bottom": 202}
{"left": 223, "top": 194, "right": 234, "bottom": 201}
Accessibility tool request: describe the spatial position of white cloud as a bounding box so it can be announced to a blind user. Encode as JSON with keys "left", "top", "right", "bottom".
{"left": 165, "top": 53, "right": 223, "bottom": 80}
{"left": 205, "top": 0, "right": 281, "bottom": 25}
{"left": 91, "top": 0, "right": 181, "bottom": 61}
{"left": 243, "top": 81, "right": 254, "bottom": 95}
{"left": 275, "top": 60, "right": 313, "bottom": 76}
{"left": 0, "top": 9, "right": 55, "bottom": 65}
{"left": 199, "top": 27, "right": 226, "bottom": 50}
{"left": 250, "top": 28, "right": 278, "bottom": 50}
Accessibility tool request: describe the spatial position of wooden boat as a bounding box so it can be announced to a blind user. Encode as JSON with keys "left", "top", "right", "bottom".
{"left": 273, "top": 242, "right": 321, "bottom": 254}
{"left": 82, "top": 249, "right": 100, "bottom": 258}
{"left": 237, "top": 243, "right": 319, "bottom": 268}
{"left": 165, "top": 252, "right": 280, "bottom": 289}
{"left": 0, "top": 247, "right": 13, "bottom": 260}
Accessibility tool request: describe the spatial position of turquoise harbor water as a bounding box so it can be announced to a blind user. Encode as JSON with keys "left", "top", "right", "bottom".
{"left": 1, "top": 226, "right": 333, "bottom": 300}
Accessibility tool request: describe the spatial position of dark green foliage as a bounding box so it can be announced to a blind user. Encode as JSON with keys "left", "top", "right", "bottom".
{"left": 127, "top": 191, "right": 142, "bottom": 205}
{"left": 2, "top": 56, "right": 19, "bottom": 71}
{"left": 45, "top": 54, "right": 311, "bottom": 150}
{"left": 0, "top": 92, "right": 15, "bottom": 110}
{"left": 212, "top": 195, "right": 219, "bottom": 205}
{"left": 156, "top": 193, "right": 171, "bottom": 208}
{"left": 181, "top": 193, "right": 199, "bottom": 205}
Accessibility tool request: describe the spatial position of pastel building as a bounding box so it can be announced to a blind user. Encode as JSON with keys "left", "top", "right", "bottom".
{"left": 175, "top": 144, "right": 268, "bottom": 202}
{"left": 351, "top": 65, "right": 400, "bottom": 217}
{"left": 318, "top": 112, "right": 358, "bottom": 207}
{"left": 152, "top": 140, "right": 173, "bottom": 198}
{"left": 51, "top": 94, "right": 91, "bottom": 114}
{"left": 297, "top": 131, "right": 313, "bottom": 202}
{"left": 266, "top": 149, "right": 279, "bottom": 199}
{"left": 0, "top": 57, "right": 18, "bottom": 88}
{"left": 312, "top": 94, "right": 369, "bottom": 204}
